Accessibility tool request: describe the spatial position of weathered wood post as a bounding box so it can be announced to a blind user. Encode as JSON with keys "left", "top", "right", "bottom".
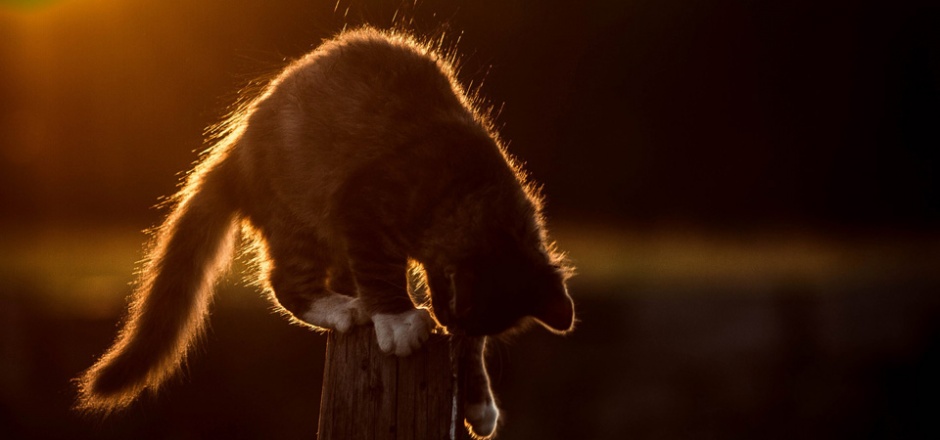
{"left": 317, "top": 325, "right": 473, "bottom": 440}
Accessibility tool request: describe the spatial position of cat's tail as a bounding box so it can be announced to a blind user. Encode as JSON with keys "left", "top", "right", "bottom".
{"left": 76, "top": 154, "right": 240, "bottom": 415}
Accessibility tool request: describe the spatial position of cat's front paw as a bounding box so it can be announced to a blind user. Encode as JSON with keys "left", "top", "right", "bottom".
{"left": 465, "top": 398, "right": 500, "bottom": 438}
{"left": 371, "top": 308, "right": 434, "bottom": 357}
{"left": 301, "top": 294, "right": 367, "bottom": 333}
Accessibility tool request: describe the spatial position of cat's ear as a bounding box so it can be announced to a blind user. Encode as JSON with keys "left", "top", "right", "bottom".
{"left": 532, "top": 284, "right": 575, "bottom": 334}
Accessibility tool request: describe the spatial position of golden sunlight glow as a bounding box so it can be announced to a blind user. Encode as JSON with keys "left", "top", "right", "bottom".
{"left": 1, "top": 0, "right": 229, "bottom": 212}
{"left": 1, "top": 0, "right": 67, "bottom": 11}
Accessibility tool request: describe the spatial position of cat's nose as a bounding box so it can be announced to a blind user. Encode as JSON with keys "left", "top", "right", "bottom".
{"left": 446, "top": 315, "right": 479, "bottom": 336}
{"left": 456, "top": 320, "right": 492, "bottom": 337}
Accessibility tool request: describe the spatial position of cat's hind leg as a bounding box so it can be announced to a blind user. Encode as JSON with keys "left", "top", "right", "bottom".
{"left": 299, "top": 294, "right": 366, "bottom": 333}
{"left": 263, "top": 229, "right": 366, "bottom": 333}
{"left": 344, "top": 240, "right": 434, "bottom": 356}
{"left": 371, "top": 308, "right": 435, "bottom": 357}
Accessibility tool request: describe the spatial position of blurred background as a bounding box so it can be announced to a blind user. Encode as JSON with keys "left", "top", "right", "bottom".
{"left": 1, "top": 0, "right": 938, "bottom": 438}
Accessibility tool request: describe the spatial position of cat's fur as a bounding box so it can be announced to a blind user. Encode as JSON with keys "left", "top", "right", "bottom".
{"left": 76, "top": 27, "right": 574, "bottom": 438}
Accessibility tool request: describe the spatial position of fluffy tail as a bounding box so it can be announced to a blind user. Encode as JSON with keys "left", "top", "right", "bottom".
{"left": 76, "top": 158, "right": 239, "bottom": 414}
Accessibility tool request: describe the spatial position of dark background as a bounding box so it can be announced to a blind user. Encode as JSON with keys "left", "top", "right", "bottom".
{"left": 1, "top": 0, "right": 938, "bottom": 439}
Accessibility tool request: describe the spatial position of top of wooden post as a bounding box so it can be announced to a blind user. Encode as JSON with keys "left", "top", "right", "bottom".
{"left": 318, "top": 326, "right": 472, "bottom": 440}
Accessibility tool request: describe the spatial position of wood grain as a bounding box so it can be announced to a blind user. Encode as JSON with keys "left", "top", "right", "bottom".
{"left": 317, "top": 326, "right": 471, "bottom": 440}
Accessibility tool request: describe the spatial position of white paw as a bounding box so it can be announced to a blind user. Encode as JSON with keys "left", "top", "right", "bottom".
{"left": 371, "top": 308, "right": 434, "bottom": 357}
{"left": 300, "top": 294, "right": 366, "bottom": 333}
{"left": 465, "top": 399, "right": 499, "bottom": 438}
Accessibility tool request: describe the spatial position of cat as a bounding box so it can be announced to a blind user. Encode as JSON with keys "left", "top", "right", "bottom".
{"left": 76, "top": 27, "right": 575, "bottom": 438}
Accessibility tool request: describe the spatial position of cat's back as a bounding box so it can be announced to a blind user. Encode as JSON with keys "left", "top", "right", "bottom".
{"left": 246, "top": 28, "right": 473, "bottom": 166}
{"left": 285, "top": 28, "right": 464, "bottom": 123}
{"left": 236, "top": 28, "right": 486, "bottom": 227}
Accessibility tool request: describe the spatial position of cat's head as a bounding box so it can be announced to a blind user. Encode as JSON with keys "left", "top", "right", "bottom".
{"left": 427, "top": 241, "right": 575, "bottom": 337}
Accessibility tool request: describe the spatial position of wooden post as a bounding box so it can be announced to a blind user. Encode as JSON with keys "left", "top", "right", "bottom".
{"left": 317, "top": 325, "right": 472, "bottom": 440}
